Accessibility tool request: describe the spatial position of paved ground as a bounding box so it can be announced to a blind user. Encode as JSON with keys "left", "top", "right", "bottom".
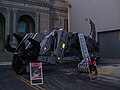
{"left": 0, "top": 65, "right": 34, "bottom": 90}
{"left": 0, "top": 51, "right": 120, "bottom": 80}
{"left": 36, "top": 64, "right": 120, "bottom": 90}
{"left": 0, "top": 52, "right": 120, "bottom": 90}
{"left": 98, "top": 64, "right": 120, "bottom": 79}
{"left": 0, "top": 63, "right": 120, "bottom": 90}
{"left": 0, "top": 51, "right": 13, "bottom": 62}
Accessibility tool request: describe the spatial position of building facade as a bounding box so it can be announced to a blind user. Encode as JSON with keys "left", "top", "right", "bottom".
{"left": 0, "top": 0, "right": 68, "bottom": 51}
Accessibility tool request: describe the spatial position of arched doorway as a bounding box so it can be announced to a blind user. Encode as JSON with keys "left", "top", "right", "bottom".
{"left": 17, "top": 15, "right": 35, "bottom": 36}
{"left": 0, "top": 13, "right": 5, "bottom": 51}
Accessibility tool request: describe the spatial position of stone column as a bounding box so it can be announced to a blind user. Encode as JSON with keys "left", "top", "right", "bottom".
{"left": 12, "top": 9, "right": 17, "bottom": 44}
{"left": 35, "top": 12, "right": 39, "bottom": 33}
{"left": 5, "top": 8, "right": 10, "bottom": 37}
{"left": 4, "top": 8, "right": 10, "bottom": 51}
{"left": 40, "top": 13, "right": 49, "bottom": 32}
{"left": 13, "top": 8, "right": 17, "bottom": 33}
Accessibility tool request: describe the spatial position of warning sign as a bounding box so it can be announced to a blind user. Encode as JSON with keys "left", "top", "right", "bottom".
{"left": 88, "top": 60, "right": 98, "bottom": 75}
{"left": 30, "top": 62, "right": 43, "bottom": 85}
{"left": 88, "top": 60, "right": 100, "bottom": 81}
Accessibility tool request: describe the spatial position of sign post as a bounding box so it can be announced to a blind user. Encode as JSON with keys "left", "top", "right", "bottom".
{"left": 30, "top": 62, "right": 43, "bottom": 85}
{"left": 88, "top": 59, "right": 99, "bottom": 81}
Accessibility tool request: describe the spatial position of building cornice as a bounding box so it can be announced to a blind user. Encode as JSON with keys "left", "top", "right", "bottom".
{"left": 0, "top": 0, "right": 67, "bottom": 13}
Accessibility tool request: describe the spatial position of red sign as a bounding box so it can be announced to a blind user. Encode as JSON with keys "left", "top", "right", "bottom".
{"left": 30, "top": 62, "right": 43, "bottom": 85}
{"left": 88, "top": 60, "right": 98, "bottom": 75}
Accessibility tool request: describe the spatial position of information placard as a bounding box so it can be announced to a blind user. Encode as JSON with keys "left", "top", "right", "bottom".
{"left": 88, "top": 60, "right": 98, "bottom": 75}
{"left": 30, "top": 62, "right": 43, "bottom": 85}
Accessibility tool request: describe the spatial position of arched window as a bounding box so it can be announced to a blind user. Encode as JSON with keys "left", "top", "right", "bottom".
{"left": 17, "top": 20, "right": 29, "bottom": 33}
